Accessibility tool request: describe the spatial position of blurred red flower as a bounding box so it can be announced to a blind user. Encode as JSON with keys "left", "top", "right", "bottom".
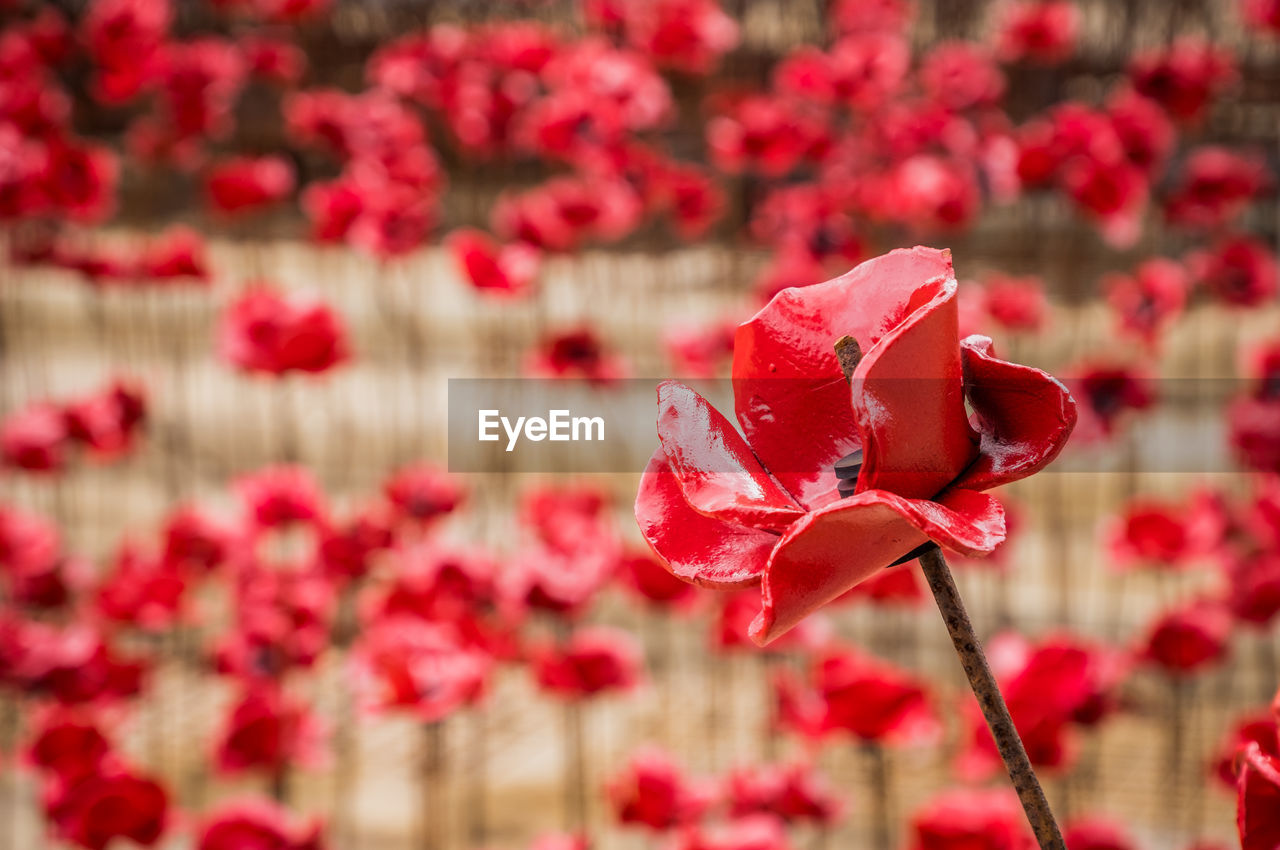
{"left": 670, "top": 815, "right": 792, "bottom": 850}
{"left": 1129, "top": 38, "right": 1238, "bottom": 124}
{"left": 533, "top": 626, "right": 643, "bottom": 699}
{"left": 213, "top": 685, "right": 326, "bottom": 775}
{"left": 25, "top": 708, "right": 111, "bottom": 785}
{"left": 724, "top": 761, "right": 843, "bottom": 825}
{"left": 205, "top": 155, "right": 295, "bottom": 215}
{"left": 994, "top": 1, "right": 1078, "bottom": 65}
{"left": 95, "top": 544, "right": 186, "bottom": 630}
{"left": 446, "top": 228, "right": 541, "bottom": 297}
{"left": 197, "top": 798, "right": 324, "bottom": 850}
{"left": 218, "top": 287, "right": 350, "bottom": 376}
{"left": 1, "top": 402, "right": 69, "bottom": 472}
{"left": 1060, "top": 817, "right": 1138, "bottom": 850}
{"left": 1189, "top": 235, "right": 1279, "bottom": 308}
{"left": 957, "top": 632, "right": 1127, "bottom": 777}
{"left": 350, "top": 618, "right": 490, "bottom": 721}
{"left": 1138, "top": 597, "right": 1233, "bottom": 675}
{"left": 619, "top": 550, "right": 700, "bottom": 609}
{"left": 1164, "top": 147, "right": 1270, "bottom": 230}
{"left": 45, "top": 764, "right": 169, "bottom": 850}
{"left": 908, "top": 787, "right": 1031, "bottom": 850}
{"left": 1214, "top": 707, "right": 1280, "bottom": 788}
{"left": 608, "top": 746, "right": 715, "bottom": 830}
{"left": 1239, "top": 739, "right": 1280, "bottom": 850}
{"left": 981, "top": 273, "right": 1049, "bottom": 333}
{"left": 637, "top": 248, "right": 1075, "bottom": 644}
{"left": 1107, "top": 492, "right": 1225, "bottom": 570}
{"left": 383, "top": 464, "right": 465, "bottom": 526}
{"left": 526, "top": 328, "right": 628, "bottom": 384}
{"left": 1104, "top": 258, "right": 1189, "bottom": 349}
{"left": 776, "top": 646, "right": 939, "bottom": 744}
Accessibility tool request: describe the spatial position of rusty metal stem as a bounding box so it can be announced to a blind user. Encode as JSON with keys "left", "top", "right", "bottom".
{"left": 918, "top": 547, "right": 1066, "bottom": 850}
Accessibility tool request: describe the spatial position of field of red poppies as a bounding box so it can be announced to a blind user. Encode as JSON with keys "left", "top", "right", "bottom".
{"left": 2, "top": 0, "right": 1280, "bottom": 849}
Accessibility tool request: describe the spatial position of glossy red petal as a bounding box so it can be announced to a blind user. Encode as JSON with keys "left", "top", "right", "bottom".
{"left": 657, "top": 381, "right": 805, "bottom": 532}
{"left": 1238, "top": 743, "right": 1280, "bottom": 850}
{"left": 732, "top": 246, "right": 955, "bottom": 509}
{"left": 852, "top": 273, "right": 978, "bottom": 499}
{"left": 751, "top": 488, "right": 1005, "bottom": 644}
{"left": 635, "top": 449, "right": 776, "bottom": 589}
{"left": 950, "top": 335, "right": 1079, "bottom": 492}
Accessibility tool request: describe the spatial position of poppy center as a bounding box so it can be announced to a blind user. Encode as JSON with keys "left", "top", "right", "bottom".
{"left": 832, "top": 448, "right": 938, "bottom": 567}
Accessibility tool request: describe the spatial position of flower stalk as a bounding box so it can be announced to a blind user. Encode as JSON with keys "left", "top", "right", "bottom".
{"left": 918, "top": 546, "right": 1065, "bottom": 850}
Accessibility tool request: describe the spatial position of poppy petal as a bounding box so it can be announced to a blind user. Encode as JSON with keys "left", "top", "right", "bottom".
{"left": 657, "top": 381, "right": 805, "bottom": 532}
{"left": 950, "top": 335, "right": 1078, "bottom": 493}
{"left": 852, "top": 273, "right": 978, "bottom": 500}
{"left": 1239, "top": 743, "right": 1280, "bottom": 850}
{"left": 732, "top": 246, "right": 956, "bottom": 509}
{"left": 751, "top": 488, "right": 1005, "bottom": 644}
{"left": 635, "top": 449, "right": 777, "bottom": 589}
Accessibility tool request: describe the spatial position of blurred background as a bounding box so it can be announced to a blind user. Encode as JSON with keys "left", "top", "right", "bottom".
{"left": 2, "top": 0, "right": 1279, "bottom": 848}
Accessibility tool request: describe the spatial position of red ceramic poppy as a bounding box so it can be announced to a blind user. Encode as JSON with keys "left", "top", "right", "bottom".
{"left": 446, "top": 228, "right": 541, "bottom": 297}
{"left": 1, "top": 401, "right": 69, "bottom": 472}
{"left": 619, "top": 549, "right": 700, "bottom": 609}
{"left": 671, "top": 815, "right": 792, "bottom": 850}
{"left": 994, "top": 1, "right": 1078, "bottom": 66}
{"left": 1189, "top": 235, "right": 1279, "bottom": 308}
{"left": 243, "top": 36, "right": 307, "bottom": 85}
{"left": 205, "top": 155, "right": 295, "bottom": 216}
{"left": 1060, "top": 818, "right": 1138, "bottom": 850}
{"left": 908, "top": 787, "right": 1032, "bottom": 850}
{"left": 532, "top": 625, "right": 643, "bottom": 699}
{"left": 349, "top": 617, "right": 490, "bottom": 722}
{"left": 1138, "top": 597, "right": 1233, "bottom": 675}
{"left": 957, "top": 631, "right": 1126, "bottom": 777}
{"left": 1238, "top": 741, "right": 1280, "bottom": 850}
{"left": 1244, "top": 0, "right": 1280, "bottom": 32}
{"left": 95, "top": 544, "right": 186, "bottom": 630}
{"left": 213, "top": 685, "right": 325, "bottom": 775}
{"left": 1164, "top": 147, "right": 1270, "bottom": 230}
{"left": 918, "top": 42, "right": 1005, "bottom": 112}
{"left": 235, "top": 465, "right": 328, "bottom": 531}
{"left": 25, "top": 708, "right": 111, "bottom": 785}
{"left": 383, "top": 464, "right": 465, "bottom": 526}
{"left": 45, "top": 763, "right": 169, "bottom": 850}
{"left": 82, "top": 0, "right": 170, "bottom": 105}
{"left": 218, "top": 287, "right": 350, "bottom": 376}
{"left": 63, "top": 380, "right": 147, "bottom": 459}
{"left": 724, "top": 761, "right": 843, "bottom": 825}
{"left": 775, "top": 646, "right": 939, "bottom": 744}
{"left": 713, "top": 588, "right": 831, "bottom": 653}
{"left": 368, "top": 543, "right": 498, "bottom": 625}
{"left": 526, "top": 328, "right": 629, "bottom": 384}
{"left": 608, "top": 746, "right": 716, "bottom": 830}
{"left": 1224, "top": 551, "right": 1280, "bottom": 627}
{"left": 138, "top": 226, "right": 210, "bottom": 282}
{"left": 610, "top": 0, "right": 739, "bottom": 74}
{"left": 1213, "top": 708, "right": 1280, "bottom": 788}
{"left": 981, "top": 273, "right": 1049, "bottom": 333}
{"left": 636, "top": 247, "right": 1076, "bottom": 644}
{"left": 664, "top": 319, "right": 739, "bottom": 379}
{"left": 1069, "top": 364, "right": 1156, "bottom": 441}
{"left": 197, "top": 798, "right": 324, "bottom": 850}
{"left": 1128, "top": 38, "right": 1238, "bottom": 125}
{"left": 161, "top": 506, "right": 233, "bottom": 575}
{"left": 1104, "top": 258, "right": 1189, "bottom": 349}
{"left": 1106, "top": 493, "right": 1225, "bottom": 570}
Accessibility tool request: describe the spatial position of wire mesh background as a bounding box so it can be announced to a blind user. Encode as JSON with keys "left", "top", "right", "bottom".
{"left": 3, "top": 0, "right": 1280, "bottom": 848}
